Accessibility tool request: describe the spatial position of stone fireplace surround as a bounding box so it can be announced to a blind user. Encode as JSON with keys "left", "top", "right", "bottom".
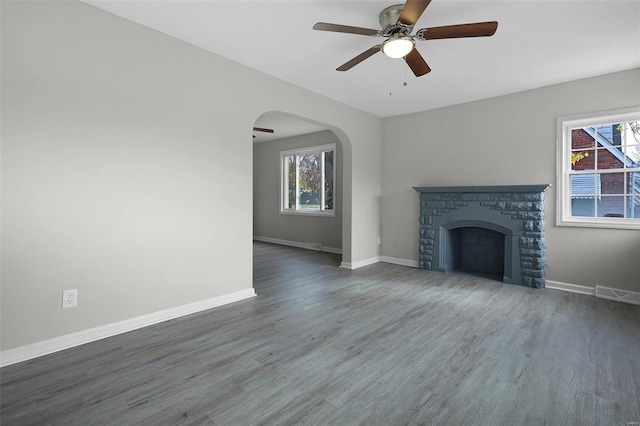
{"left": 413, "top": 185, "right": 549, "bottom": 288}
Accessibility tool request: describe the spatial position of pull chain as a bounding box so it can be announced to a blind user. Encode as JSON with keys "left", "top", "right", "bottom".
{"left": 389, "top": 64, "right": 393, "bottom": 96}
{"left": 389, "top": 62, "right": 408, "bottom": 95}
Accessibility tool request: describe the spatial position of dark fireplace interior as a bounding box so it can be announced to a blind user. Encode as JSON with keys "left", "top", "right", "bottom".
{"left": 447, "top": 227, "right": 505, "bottom": 280}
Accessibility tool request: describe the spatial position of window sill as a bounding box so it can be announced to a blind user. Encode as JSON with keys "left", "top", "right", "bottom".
{"left": 280, "top": 210, "right": 336, "bottom": 218}
{"left": 557, "top": 216, "right": 640, "bottom": 230}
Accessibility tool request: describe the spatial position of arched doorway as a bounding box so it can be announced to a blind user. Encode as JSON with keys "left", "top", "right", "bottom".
{"left": 252, "top": 111, "right": 348, "bottom": 261}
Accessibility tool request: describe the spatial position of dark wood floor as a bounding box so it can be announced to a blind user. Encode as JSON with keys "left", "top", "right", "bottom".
{"left": 2, "top": 242, "right": 639, "bottom": 425}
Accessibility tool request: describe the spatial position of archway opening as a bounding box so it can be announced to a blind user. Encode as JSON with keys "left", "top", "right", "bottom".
{"left": 252, "top": 111, "right": 350, "bottom": 264}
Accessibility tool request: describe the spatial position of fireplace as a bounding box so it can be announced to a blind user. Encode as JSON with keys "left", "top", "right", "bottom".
{"left": 413, "top": 185, "right": 549, "bottom": 288}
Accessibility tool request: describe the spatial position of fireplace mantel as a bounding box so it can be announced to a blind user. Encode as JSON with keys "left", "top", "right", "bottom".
{"left": 413, "top": 184, "right": 550, "bottom": 194}
{"left": 413, "top": 184, "right": 550, "bottom": 288}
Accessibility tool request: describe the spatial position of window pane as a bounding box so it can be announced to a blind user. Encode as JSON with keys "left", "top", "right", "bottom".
{"left": 628, "top": 173, "right": 640, "bottom": 218}
{"left": 324, "top": 151, "right": 334, "bottom": 210}
{"left": 624, "top": 145, "right": 640, "bottom": 167}
{"left": 571, "top": 174, "right": 596, "bottom": 217}
{"left": 621, "top": 119, "right": 640, "bottom": 166}
{"left": 594, "top": 124, "right": 619, "bottom": 145}
{"left": 628, "top": 172, "right": 640, "bottom": 195}
{"left": 298, "top": 153, "right": 321, "bottom": 210}
{"left": 596, "top": 147, "right": 623, "bottom": 170}
{"left": 571, "top": 174, "right": 597, "bottom": 197}
{"left": 627, "top": 195, "right": 640, "bottom": 218}
{"left": 598, "top": 196, "right": 624, "bottom": 218}
{"left": 571, "top": 149, "right": 594, "bottom": 170}
{"left": 571, "top": 197, "right": 595, "bottom": 217}
{"left": 571, "top": 128, "right": 595, "bottom": 148}
{"left": 600, "top": 172, "right": 625, "bottom": 195}
{"left": 287, "top": 156, "right": 296, "bottom": 209}
{"left": 620, "top": 121, "right": 640, "bottom": 151}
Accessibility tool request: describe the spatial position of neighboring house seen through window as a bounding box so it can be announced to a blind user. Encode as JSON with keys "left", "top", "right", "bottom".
{"left": 557, "top": 107, "right": 640, "bottom": 229}
{"left": 280, "top": 143, "right": 336, "bottom": 216}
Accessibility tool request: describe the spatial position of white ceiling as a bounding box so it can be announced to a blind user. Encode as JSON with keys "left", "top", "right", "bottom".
{"left": 86, "top": 0, "right": 640, "bottom": 136}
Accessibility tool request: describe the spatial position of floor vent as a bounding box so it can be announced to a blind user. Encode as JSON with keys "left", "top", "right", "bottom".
{"left": 304, "top": 242, "right": 322, "bottom": 251}
{"left": 595, "top": 286, "right": 640, "bottom": 306}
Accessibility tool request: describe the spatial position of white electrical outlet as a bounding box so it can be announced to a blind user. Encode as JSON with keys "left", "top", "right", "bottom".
{"left": 62, "top": 289, "right": 78, "bottom": 308}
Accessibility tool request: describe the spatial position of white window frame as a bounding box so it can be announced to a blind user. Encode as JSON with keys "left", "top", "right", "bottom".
{"left": 280, "top": 143, "right": 336, "bottom": 217}
{"left": 556, "top": 106, "right": 640, "bottom": 230}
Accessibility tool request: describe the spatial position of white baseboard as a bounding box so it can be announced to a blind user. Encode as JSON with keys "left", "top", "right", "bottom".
{"left": 546, "top": 280, "right": 640, "bottom": 306}
{"left": 321, "top": 246, "right": 343, "bottom": 254}
{"left": 595, "top": 285, "right": 640, "bottom": 305}
{"left": 545, "top": 280, "right": 596, "bottom": 296}
{"left": 0, "top": 288, "right": 256, "bottom": 368}
{"left": 253, "top": 235, "right": 341, "bottom": 255}
{"left": 380, "top": 256, "right": 419, "bottom": 268}
{"left": 340, "top": 256, "right": 380, "bottom": 270}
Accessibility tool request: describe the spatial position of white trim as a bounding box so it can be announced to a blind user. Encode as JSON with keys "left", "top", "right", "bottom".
{"left": 556, "top": 106, "right": 640, "bottom": 230}
{"left": 553, "top": 215, "right": 640, "bottom": 230}
{"left": 280, "top": 143, "right": 337, "bottom": 157}
{"left": 546, "top": 280, "right": 640, "bottom": 306}
{"left": 280, "top": 143, "right": 336, "bottom": 217}
{"left": 595, "top": 285, "right": 640, "bottom": 305}
{"left": 278, "top": 210, "right": 336, "bottom": 218}
{"left": 545, "top": 280, "right": 596, "bottom": 296}
{"left": 379, "top": 256, "right": 419, "bottom": 268}
{"left": 321, "top": 246, "right": 343, "bottom": 254}
{"left": 0, "top": 289, "right": 256, "bottom": 368}
{"left": 253, "top": 235, "right": 342, "bottom": 254}
{"left": 340, "top": 256, "right": 380, "bottom": 270}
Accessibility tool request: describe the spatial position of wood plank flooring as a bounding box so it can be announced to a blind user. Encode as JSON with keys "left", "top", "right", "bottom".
{"left": 2, "top": 241, "right": 639, "bottom": 425}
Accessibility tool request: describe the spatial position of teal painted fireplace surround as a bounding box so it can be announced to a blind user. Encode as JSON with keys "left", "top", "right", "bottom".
{"left": 414, "top": 185, "right": 550, "bottom": 288}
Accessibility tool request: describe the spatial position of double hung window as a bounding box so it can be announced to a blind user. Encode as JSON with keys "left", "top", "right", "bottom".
{"left": 557, "top": 107, "right": 640, "bottom": 229}
{"left": 280, "top": 143, "right": 336, "bottom": 216}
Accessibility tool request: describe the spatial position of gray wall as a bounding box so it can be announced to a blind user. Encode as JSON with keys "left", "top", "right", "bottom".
{"left": 254, "top": 130, "right": 342, "bottom": 251}
{"left": 381, "top": 68, "right": 640, "bottom": 292}
{"left": 1, "top": 1, "right": 382, "bottom": 351}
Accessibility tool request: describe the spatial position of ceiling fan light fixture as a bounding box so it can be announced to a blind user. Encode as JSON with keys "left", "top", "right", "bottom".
{"left": 381, "top": 36, "right": 414, "bottom": 58}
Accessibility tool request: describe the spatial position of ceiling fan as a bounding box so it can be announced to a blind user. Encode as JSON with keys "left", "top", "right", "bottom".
{"left": 253, "top": 127, "right": 274, "bottom": 138}
{"left": 313, "top": 0, "right": 498, "bottom": 76}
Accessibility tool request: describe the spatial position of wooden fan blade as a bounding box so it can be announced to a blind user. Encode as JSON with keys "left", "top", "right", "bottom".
{"left": 398, "top": 0, "right": 432, "bottom": 26}
{"left": 253, "top": 127, "right": 274, "bottom": 133}
{"left": 404, "top": 48, "right": 431, "bottom": 77}
{"left": 419, "top": 21, "right": 498, "bottom": 40}
{"left": 313, "top": 22, "right": 379, "bottom": 36}
{"left": 337, "top": 46, "right": 381, "bottom": 71}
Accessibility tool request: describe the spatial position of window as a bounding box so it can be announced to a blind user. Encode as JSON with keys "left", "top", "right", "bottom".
{"left": 280, "top": 143, "right": 336, "bottom": 216}
{"left": 557, "top": 106, "right": 640, "bottom": 229}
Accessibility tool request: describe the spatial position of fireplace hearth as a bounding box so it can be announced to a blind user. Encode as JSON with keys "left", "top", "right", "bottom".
{"left": 413, "top": 185, "right": 549, "bottom": 288}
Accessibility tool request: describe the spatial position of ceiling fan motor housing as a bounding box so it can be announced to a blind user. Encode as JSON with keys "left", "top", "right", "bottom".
{"left": 379, "top": 4, "right": 414, "bottom": 36}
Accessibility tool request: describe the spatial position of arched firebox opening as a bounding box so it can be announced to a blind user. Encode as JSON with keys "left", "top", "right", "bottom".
{"left": 447, "top": 226, "right": 505, "bottom": 281}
